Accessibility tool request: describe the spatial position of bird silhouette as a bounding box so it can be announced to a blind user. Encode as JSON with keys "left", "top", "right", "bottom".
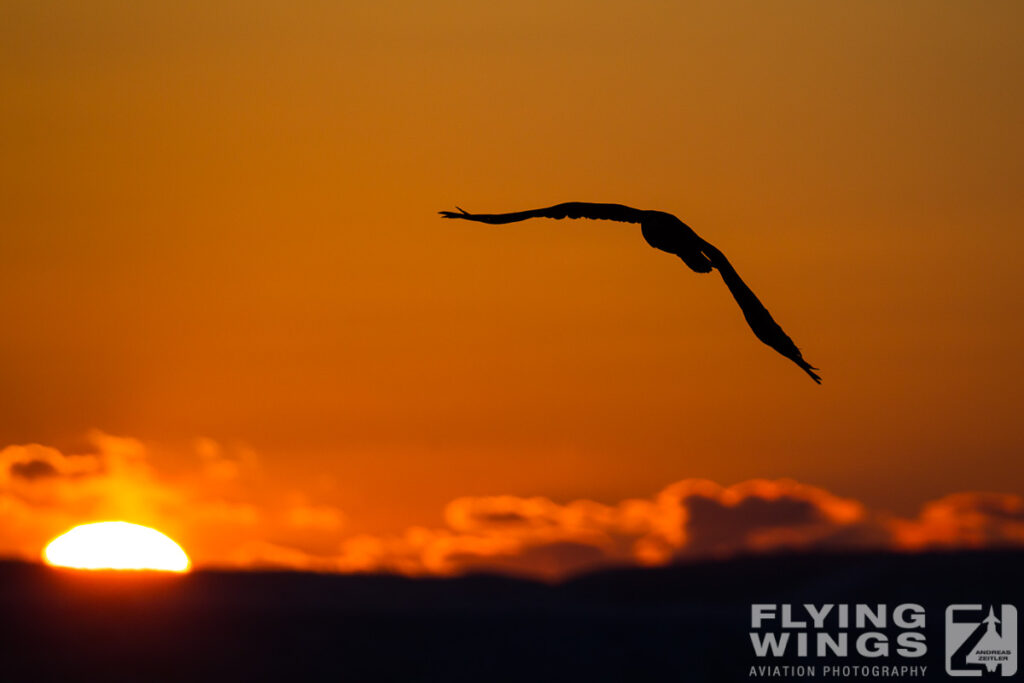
{"left": 440, "top": 202, "right": 821, "bottom": 383}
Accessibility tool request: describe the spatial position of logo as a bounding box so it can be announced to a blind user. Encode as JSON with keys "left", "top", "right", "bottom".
{"left": 946, "top": 605, "right": 1017, "bottom": 677}
{"left": 748, "top": 603, "right": 930, "bottom": 678}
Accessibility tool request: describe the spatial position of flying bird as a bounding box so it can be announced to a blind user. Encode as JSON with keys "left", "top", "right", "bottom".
{"left": 440, "top": 202, "right": 821, "bottom": 383}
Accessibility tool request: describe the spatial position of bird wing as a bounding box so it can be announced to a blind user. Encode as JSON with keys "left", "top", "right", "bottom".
{"left": 439, "top": 202, "right": 645, "bottom": 225}
{"left": 698, "top": 240, "right": 821, "bottom": 383}
{"left": 439, "top": 201, "right": 821, "bottom": 383}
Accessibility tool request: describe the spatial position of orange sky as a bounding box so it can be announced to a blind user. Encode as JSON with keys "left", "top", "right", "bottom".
{"left": 1, "top": 1, "right": 1022, "bottom": 570}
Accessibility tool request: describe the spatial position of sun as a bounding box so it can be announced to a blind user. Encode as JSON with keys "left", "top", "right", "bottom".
{"left": 43, "top": 521, "right": 190, "bottom": 572}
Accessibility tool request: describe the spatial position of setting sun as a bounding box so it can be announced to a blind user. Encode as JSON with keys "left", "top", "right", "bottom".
{"left": 43, "top": 522, "right": 190, "bottom": 572}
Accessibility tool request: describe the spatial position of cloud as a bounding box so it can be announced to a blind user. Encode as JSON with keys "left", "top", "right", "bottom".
{"left": 329, "top": 479, "right": 872, "bottom": 580}
{"left": 331, "top": 480, "right": 1024, "bottom": 581}
{"left": 0, "top": 432, "right": 346, "bottom": 567}
{"left": 2, "top": 433, "right": 1022, "bottom": 579}
{"left": 889, "top": 492, "right": 1024, "bottom": 550}
{"left": 9, "top": 459, "right": 59, "bottom": 480}
{"left": 659, "top": 478, "right": 869, "bottom": 558}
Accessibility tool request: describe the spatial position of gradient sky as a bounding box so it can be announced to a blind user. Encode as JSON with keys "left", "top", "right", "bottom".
{"left": 2, "top": 0, "right": 1022, "bottom": 549}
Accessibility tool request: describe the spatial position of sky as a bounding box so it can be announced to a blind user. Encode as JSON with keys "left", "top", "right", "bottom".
{"left": 1, "top": 1, "right": 1022, "bottom": 576}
